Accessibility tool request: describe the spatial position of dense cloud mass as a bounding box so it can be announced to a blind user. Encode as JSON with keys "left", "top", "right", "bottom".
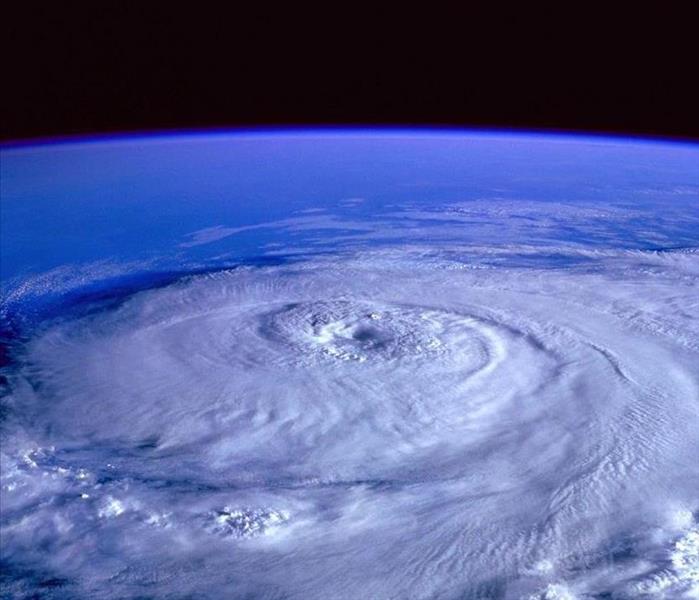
{"left": 1, "top": 133, "right": 699, "bottom": 599}
{"left": 2, "top": 244, "right": 698, "bottom": 599}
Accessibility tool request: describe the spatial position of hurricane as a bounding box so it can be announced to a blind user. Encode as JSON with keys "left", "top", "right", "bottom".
{"left": 1, "top": 131, "right": 698, "bottom": 599}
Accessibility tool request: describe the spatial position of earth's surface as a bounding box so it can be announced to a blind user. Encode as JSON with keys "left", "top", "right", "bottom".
{"left": 1, "top": 131, "right": 699, "bottom": 599}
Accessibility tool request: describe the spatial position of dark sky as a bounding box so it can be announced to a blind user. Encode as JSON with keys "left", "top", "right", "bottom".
{"left": 3, "top": 6, "right": 698, "bottom": 142}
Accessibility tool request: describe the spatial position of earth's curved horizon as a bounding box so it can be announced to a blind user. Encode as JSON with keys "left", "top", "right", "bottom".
{"left": 1, "top": 130, "right": 698, "bottom": 599}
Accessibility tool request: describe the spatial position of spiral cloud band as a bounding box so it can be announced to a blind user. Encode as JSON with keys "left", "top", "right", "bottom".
{"left": 1, "top": 244, "right": 698, "bottom": 599}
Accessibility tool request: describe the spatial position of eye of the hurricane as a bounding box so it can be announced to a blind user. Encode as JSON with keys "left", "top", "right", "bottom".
{"left": 262, "top": 300, "right": 455, "bottom": 363}
{"left": 312, "top": 317, "right": 403, "bottom": 361}
{"left": 349, "top": 323, "right": 388, "bottom": 345}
